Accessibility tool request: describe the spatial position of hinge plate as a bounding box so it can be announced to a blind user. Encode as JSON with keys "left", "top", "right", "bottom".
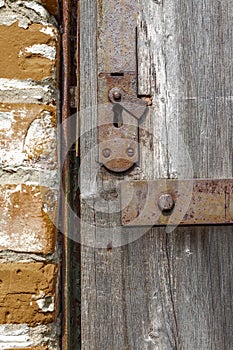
{"left": 121, "top": 179, "right": 233, "bottom": 226}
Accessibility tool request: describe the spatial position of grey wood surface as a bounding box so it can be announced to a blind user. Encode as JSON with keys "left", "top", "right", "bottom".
{"left": 80, "top": 0, "right": 233, "bottom": 349}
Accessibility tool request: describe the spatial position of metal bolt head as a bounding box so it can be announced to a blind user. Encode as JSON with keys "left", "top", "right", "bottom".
{"left": 102, "top": 148, "right": 111, "bottom": 158}
{"left": 158, "top": 193, "right": 174, "bottom": 212}
{"left": 126, "top": 148, "right": 135, "bottom": 157}
{"left": 113, "top": 89, "right": 122, "bottom": 101}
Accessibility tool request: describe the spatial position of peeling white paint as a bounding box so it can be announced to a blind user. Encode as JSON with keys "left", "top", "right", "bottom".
{"left": 37, "top": 297, "right": 55, "bottom": 312}
{"left": 0, "top": 2, "right": 49, "bottom": 26}
{"left": 32, "top": 291, "right": 55, "bottom": 313}
{"left": 23, "top": 112, "right": 57, "bottom": 169}
{"left": 0, "top": 229, "right": 44, "bottom": 251}
{"left": 0, "top": 250, "right": 55, "bottom": 263}
{"left": 0, "top": 79, "right": 49, "bottom": 91}
{"left": 0, "top": 325, "right": 32, "bottom": 349}
{"left": 0, "top": 79, "right": 55, "bottom": 104}
{"left": 32, "top": 95, "right": 43, "bottom": 100}
{"left": 20, "top": 44, "right": 56, "bottom": 60}
{"left": 0, "top": 0, "right": 56, "bottom": 28}
{"left": 0, "top": 323, "right": 60, "bottom": 349}
{"left": 40, "top": 25, "right": 57, "bottom": 38}
{"left": 9, "top": 184, "right": 22, "bottom": 194}
{"left": 0, "top": 183, "right": 54, "bottom": 253}
{"left": 23, "top": 1, "right": 50, "bottom": 19}
{"left": 0, "top": 0, "right": 5, "bottom": 8}
{"left": 0, "top": 111, "right": 14, "bottom": 132}
{"left": 17, "top": 108, "right": 27, "bottom": 118}
{"left": 0, "top": 143, "right": 25, "bottom": 166}
{"left": 0, "top": 11, "right": 27, "bottom": 28}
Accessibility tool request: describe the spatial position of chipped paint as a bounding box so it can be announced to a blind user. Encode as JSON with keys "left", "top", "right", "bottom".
{"left": 0, "top": 2, "right": 53, "bottom": 29}
{"left": 0, "top": 323, "right": 59, "bottom": 349}
{"left": 0, "top": 78, "right": 51, "bottom": 91}
{"left": 0, "top": 111, "right": 14, "bottom": 132}
{"left": 23, "top": 2, "right": 50, "bottom": 19}
{"left": 0, "top": 325, "right": 33, "bottom": 348}
{"left": 33, "top": 291, "right": 55, "bottom": 312}
{"left": 40, "top": 25, "right": 57, "bottom": 38}
{"left": 19, "top": 44, "right": 56, "bottom": 60}
{"left": 0, "top": 184, "right": 57, "bottom": 253}
{"left": 0, "top": 104, "right": 57, "bottom": 168}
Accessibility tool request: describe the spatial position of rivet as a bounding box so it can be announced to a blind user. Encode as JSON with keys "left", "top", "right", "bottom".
{"left": 158, "top": 193, "right": 174, "bottom": 213}
{"left": 127, "top": 148, "right": 135, "bottom": 157}
{"left": 113, "top": 89, "right": 122, "bottom": 100}
{"left": 102, "top": 148, "right": 111, "bottom": 158}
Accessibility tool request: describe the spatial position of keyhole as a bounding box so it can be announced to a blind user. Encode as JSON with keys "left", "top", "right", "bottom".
{"left": 113, "top": 103, "right": 123, "bottom": 128}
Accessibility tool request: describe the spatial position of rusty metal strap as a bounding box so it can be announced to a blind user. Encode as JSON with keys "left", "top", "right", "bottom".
{"left": 121, "top": 179, "right": 233, "bottom": 226}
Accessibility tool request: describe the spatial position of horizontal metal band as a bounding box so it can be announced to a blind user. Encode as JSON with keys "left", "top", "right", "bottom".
{"left": 121, "top": 179, "right": 233, "bottom": 226}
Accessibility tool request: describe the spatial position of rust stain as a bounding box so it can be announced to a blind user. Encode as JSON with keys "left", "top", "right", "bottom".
{"left": 98, "top": 74, "right": 148, "bottom": 173}
{"left": 97, "top": 0, "right": 139, "bottom": 72}
{"left": 121, "top": 179, "right": 233, "bottom": 226}
{"left": 97, "top": 0, "right": 148, "bottom": 173}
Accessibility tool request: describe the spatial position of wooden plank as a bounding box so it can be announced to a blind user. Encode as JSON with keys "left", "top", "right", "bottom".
{"left": 80, "top": 0, "right": 233, "bottom": 349}
{"left": 136, "top": 0, "right": 233, "bottom": 348}
{"left": 79, "top": 1, "right": 98, "bottom": 349}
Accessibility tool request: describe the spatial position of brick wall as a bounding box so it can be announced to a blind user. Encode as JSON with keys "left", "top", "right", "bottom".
{"left": 0, "top": 1, "right": 60, "bottom": 349}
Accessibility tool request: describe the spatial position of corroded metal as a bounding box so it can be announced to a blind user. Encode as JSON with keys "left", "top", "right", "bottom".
{"left": 99, "top": 136, "right": 138, "bottom": 173}
{"left": 108, "top": 86, "right": 147, "bottom": 120}
{"left": 97, "top": 0, "right": 147, "bottom": 173}
{"left": 98, "top": 72, "right": 140, "bottom": 105}
{"left": 97, "top": 0, "right": 139, "bottom": 73}
{"left": 121, "top": 179, "right": 233, "bottom": 226}
{"left": 98, "top": 95, "right": 139, "bottom": 172}
{"left": 158, "top": 193, "right": 175, "bottom": 213}
{"left": 98, "top": 73, "right": 147, "bottom": 173}
{"left": 61, "top": 0, "right": 70, "bottom": 347}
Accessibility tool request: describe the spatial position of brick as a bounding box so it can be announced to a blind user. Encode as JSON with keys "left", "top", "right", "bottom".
{"left": 0, "top": 263, "right": 58, "bottom": 325}
{"left": 0, "top": 104, "right": 57, "bottom": 169}
{"left": 0, "top": 184, "right": 57, "bottom": 254}
{"left": 5, "top": 347, "right": 48, "bottom": 350}
{"left": 0, "top": 22, "right": 58, "bottom": 80}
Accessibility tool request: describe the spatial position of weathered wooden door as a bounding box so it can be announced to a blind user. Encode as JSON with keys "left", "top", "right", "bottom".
{"left": 79, "top": 1, "right": 233, "bottom": 349}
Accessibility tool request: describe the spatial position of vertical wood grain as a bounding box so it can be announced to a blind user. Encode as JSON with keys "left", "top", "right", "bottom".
{"left": 137, "top": 0, "right": 233, "bottom": 348}
{"left": 80, "top": 0, "right": 233, "bottom": 349}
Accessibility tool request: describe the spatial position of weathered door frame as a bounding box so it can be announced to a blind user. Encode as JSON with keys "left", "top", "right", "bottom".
{"left": 61, "top": 0, "right": 233, "bottom": 349}
{"left": 60, "top": 0, "right": 81, "bottom": 348}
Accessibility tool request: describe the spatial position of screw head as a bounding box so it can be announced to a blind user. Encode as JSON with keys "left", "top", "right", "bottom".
{"left": 113, "top": 89, "right": 122, "bottom": 101}
{"left": 126, "top": 148, "right": 135, "bottom": 157}
{"left": 158, "top": 193, "right": 174, "bottom": 213}
{"left": 102, "top": 148, "right": 111, "bottom": 158}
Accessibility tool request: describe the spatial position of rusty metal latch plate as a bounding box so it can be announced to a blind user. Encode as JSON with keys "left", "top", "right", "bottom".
{"left": 98, "top": 73, "right": 148, "bottom": 173}
{"left": 121, "top": 179, "right": 233, "bottom": 226}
